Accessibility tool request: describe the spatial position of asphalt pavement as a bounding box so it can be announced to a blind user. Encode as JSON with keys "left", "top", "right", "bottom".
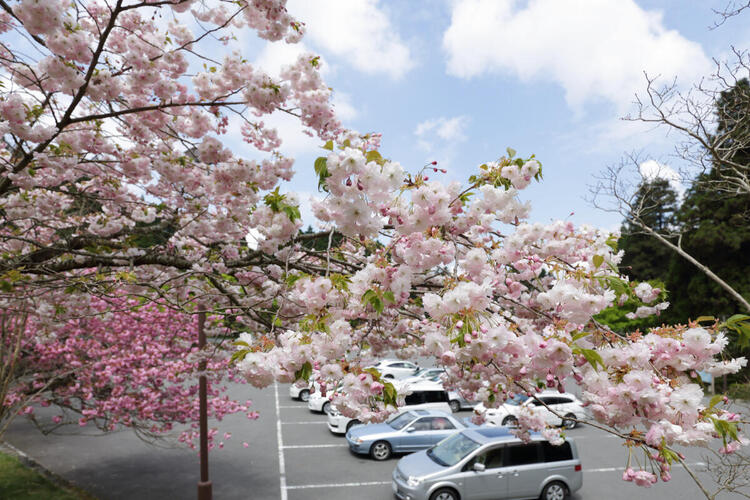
{"left": 3, "top": 382, "right": 746, "bottom": 500}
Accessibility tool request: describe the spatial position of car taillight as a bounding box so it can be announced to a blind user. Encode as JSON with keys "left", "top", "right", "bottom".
{"left": 575, "top": 464, "right": 582, "bottom": 471}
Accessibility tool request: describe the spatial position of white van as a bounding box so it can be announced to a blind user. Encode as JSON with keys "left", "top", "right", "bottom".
{"left": 328, "top": 380, "right": 452, "bottom": 434}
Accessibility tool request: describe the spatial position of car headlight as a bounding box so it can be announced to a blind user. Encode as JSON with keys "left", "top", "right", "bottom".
{"left": 406, "top": 476, "right": 422, "bottom": 487}
{"left": 354, "top": 437, "right": 363, "bottom": 443}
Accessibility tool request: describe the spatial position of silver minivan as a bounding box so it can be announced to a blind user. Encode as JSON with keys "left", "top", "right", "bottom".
{"left": 392, "top": 427, "right": 582, "bottom": 500}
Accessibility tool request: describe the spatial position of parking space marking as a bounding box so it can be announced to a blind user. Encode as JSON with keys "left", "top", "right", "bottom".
{"left": 278, "top": 405, "right": 307, "bottom": 408}
{"left": 285, "top": 480, "right": 391, "bottom": 490}
{"left": 282, "top": 444, "right": 348, "bottom": 449}
{"left": 274, "top": 383, "right": 288, "bottom": 500}
{"left": 281, "top": 421, "right": 328, "bottom": 425}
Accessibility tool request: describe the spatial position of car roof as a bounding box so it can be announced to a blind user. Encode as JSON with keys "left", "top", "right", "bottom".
{"left": 461, "top": 427, "right": 576, "bottom": 446}
{"left": 376, "top": 359, "right": 416, "bottom": 366}
{"left": 399, "top": 380, "right": 446, "bottom": 391}
{"left": 531, "top": 391, "right": 580, "bottom": 400}
{"left": 409, "top": 409, "right": 453, "bottom": 417}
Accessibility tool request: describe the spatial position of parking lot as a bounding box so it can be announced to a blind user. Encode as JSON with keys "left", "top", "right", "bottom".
{"left": 4, "top": 381, "right": 747, "bottom": 500}
{"left": 272, "top": 383, "right": 728, "bottom": 500}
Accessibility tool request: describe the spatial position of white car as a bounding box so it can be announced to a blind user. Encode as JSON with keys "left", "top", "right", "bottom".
{"left": 477, "top": 391, "right": 587, "bottom": 429}
{"left": 327, "top": 380, "right": 453, "bottom": 434}
{"left": 400, "top": 369, "right": 477, "bottom": 413}
{"left": 289, "top": 381, "right": 317, "bottom": 402}
{"left": 307, "top": 388, "right": 335, "bottom": 414}
{"left": 368, "top": 359, "right": 420, "bottom": 380}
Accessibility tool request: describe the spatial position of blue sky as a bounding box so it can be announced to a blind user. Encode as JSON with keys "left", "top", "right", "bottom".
{"left": 246, "top": 1, "right": 750, "bottom": 231}
{"left": 4, "top": 1, "right": 747, "bottom": 232}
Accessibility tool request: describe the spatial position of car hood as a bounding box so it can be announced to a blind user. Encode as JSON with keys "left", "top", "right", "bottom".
{"left": 396, "top": 449, "right": 446, "bottom": 478}
{"left": 348, "top": 423, "right": 393, "bottom": 440}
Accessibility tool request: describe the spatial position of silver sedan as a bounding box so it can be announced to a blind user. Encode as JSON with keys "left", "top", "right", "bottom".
{"left": 345, "top": 410, "right": 467, "bottom": 461}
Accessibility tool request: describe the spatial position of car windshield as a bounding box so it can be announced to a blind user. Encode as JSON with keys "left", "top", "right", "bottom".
{"left": 427, "top": 432, "right": 481, "bottom": 467}
{"left": 388, "top": 412, "right": 416, "bottom": 430}
{"left": 506, "top": 393, "right": 528, "bottom": 406}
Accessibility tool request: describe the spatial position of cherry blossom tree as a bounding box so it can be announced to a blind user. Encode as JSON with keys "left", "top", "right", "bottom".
{"left": 0, "top": 0, "right": 340, "bottom": 446}
{"left": 1, "top": 299, "right": 252, "bottom": 449}
{"left": 1, "top": 1, "right": 749, "bottom": 495}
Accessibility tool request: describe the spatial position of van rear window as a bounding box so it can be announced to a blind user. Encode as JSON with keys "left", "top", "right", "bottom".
{"left": 424, "top": 391, "right": 449, "bottom": 403}
{"left": 542, "top": 441, "right": 573, "bottom": 462}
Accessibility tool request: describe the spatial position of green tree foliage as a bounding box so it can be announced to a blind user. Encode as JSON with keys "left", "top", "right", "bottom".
{"left": 615, "top": 79, "right": 750, "bottom": 382}
{"left": 618, "top": 178, "right": 679, "bottom": 281}
{"left": 664, "top": 79, "right": 750, "bottom": 323}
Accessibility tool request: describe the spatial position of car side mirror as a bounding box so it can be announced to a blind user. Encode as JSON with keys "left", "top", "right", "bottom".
{"left": 405, "top": 427, "right": 416, "bottom": 433}
{"left": 473, "top": 463, "right": 486, "bottom": 472}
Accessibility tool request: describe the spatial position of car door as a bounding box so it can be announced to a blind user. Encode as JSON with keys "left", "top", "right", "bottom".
{"left": 400, "top": 416, "right": 435, "bottom": 451}
{"left": 424, "top": 416, "right": 458, "bottom": 447}
{"left": 462, "top": 446, "right": 507, "bottom": 500}
{"left": 394, "top": 362, "right": 418, "bottom": 378}
{"left": 503, "top": 442, "right": 547, "bottom": 499}
{"left": 529, "top": 396, "right": 560, "bottom": 425}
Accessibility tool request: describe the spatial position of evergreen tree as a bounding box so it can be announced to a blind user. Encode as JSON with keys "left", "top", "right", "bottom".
{"left": 618, "top": 178, "right": 679, "bottom": 282}
{"left": 664, "top": 79, "right": 750, "bottom": 323}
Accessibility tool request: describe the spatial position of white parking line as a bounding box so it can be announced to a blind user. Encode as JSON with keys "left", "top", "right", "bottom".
{"left": 282, "top": 444, "right": 348, "bottom": 449}
{"left": 274, "top": 383, "right": 288, "bottom": 500}
{"left": 286, "top": 481, "right": 391, "bottom": 490}
{"left": 281, "top": 421, "right": 328, "bottom": 425}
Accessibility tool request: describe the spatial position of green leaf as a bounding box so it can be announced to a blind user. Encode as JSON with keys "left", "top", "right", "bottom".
{"left": 231, "top": 350, "right": 249, "bottom": 363}
{"left": 726, "top": 314, "right": 750, "bottom": 326}
{"left": 285, "top": 273, "right": 306, "bottom": 287}
{"left": 323, "top": 140, "right": 334, "bottom": 151}
{"left": 365, "top": 150, "right": 384, "bottom": 164}
{"left": 361, "top": 289, "right": 376, "bottom": 304}
{"left": 695, "top": 316, "right": 716, "bottom": 324}
{"left": 294, "top": 361, "right": 313, "bottom": 382}
{"left": 383, "top": 290, "right": 396, "bottom": 304}
{"left": 383, "top": 382, "right": 398, "bottom": 408}
{"left": 709, "top": 394, "right": 725, "bottom": 409}
{"left": 314, "top": 156, "right": 330, "bottom": 192}
{"left": 575, "top": 347, "right": 604, "bottom": 371}
{"left": 506, "top": 147, "right": 516, "bottom": 158}
{"left": 570, "top": 331, "right": 590, "bottom": 342}
{"left": 723, "top": 314, "right": 750, "bottom": 349}
{"left": 232, "top": 340, "right": 250, "bottom": 348}
{"left": 592, "top": 255, "right": 604, "bottom": 269}
{"left": 605, "top": 234, "right": 618, "bottom": 252}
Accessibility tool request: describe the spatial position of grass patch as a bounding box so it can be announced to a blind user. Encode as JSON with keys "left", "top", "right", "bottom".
{"left": 0, "top": 450, "right": 95, "bottom": 500}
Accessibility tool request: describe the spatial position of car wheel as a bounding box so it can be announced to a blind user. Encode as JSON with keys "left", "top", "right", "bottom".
{"left": 346, "top": 420, "right": 361, "bottom": 432}
{"left": 299, "top": 389, "right": 310, "bottom": 402}
{"left": 502, "top": 415, "right": 518, "bottom": 427}
{"left": 370, "top": 440, "right": 392, "bottom": 461}
{"left": 540, "top": 480, "right": 568, "bottom": 500}
{"left": 449, "top": 400, "right": 461, "bottom": 413}
{"left": 321, "top": 401, "right": 331, "bottom": 414}
{"left": 561, "top": 413, "right": 577, "bottom": 429}
{"left": 430, "top": 487, "right": 459, "bottom": 500}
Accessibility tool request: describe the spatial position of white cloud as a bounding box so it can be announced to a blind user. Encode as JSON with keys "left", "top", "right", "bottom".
{"left": 331, "top": 91, "right": 358, "bottom": 122}
{"left": 254, "top": 40, "right": 316, "bottom": 78}
{"left": 415, "top": 115, "right": 469, "bottom": 150}
{"left": 639, "top": 159, "right": 685, "bottom": 198}
{"left": 287, "top": 0, "right": 414, "bottom": 80}
{"left": 414, "top": 116, "right": 469, "bottom": 168}
{"left": 442, "top": 0, "right": 712, "bottom": 110}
